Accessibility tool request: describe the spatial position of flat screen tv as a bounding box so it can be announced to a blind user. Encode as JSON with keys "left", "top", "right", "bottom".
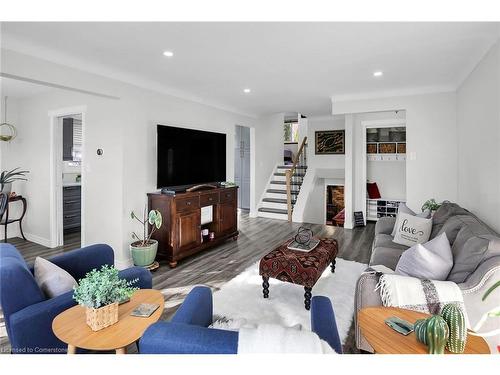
{"left": 157, "top": 125, "right": 226, "bottom": 189}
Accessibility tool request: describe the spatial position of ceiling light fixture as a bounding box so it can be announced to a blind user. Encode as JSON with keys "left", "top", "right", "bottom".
{"left": 373, "top": 71, "right": 383, "bottom": 77}
{"left": 243, "top": 88, "right": 251, "bottom": 93}
{"left": 163, "top": 51, "right": 174, "bottom": 57}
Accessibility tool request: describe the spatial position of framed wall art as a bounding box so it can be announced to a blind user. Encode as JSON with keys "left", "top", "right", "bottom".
{"left": 315, "top": 130, "right": 345, "bottom": 154}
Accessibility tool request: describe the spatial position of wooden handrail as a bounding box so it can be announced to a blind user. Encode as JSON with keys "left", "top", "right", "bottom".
{"left": 285, "top": 136, "right": 307, "bottom": 222}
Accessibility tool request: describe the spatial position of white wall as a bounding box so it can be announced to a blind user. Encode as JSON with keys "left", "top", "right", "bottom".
{"left": 457, "top": 40, "right": 500, "bottom": 233}
{"left": 0, "top": 97, "right": 22, "bottom": 239}
{"left": 292, "top": 115, "right": 346, "bottom": 224}
{"left": 251, "top": 112, "right": 284, "bottom": 217}
{"left": 333, "top": 92, "right": 458, "bottom": 214}
{"left": 1, "top": 48, "right": 263, "bottom": 267}
{"left": 306, "top": 115, "right": 345, "bottom": 170}
{"left": 367, "top": 160, "right": 406, "bottom": 200}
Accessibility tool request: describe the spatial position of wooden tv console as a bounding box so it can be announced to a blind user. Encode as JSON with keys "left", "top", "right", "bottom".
{"left": 147, "top": 186, "right": 238, "bottom": 268}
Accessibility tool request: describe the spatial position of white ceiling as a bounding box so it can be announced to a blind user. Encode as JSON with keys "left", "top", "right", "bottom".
{"left": 1, "top": 22, "right": 499, "bottom": 117}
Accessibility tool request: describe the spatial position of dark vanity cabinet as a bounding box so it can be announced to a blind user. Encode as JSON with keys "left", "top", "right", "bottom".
{"left": 63, "top": 186, "right": 81, "bottom": 231}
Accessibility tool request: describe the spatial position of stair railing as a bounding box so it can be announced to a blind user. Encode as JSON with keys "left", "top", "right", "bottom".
{"left": 285, "top": 136, "right": 307, "bottom": 222}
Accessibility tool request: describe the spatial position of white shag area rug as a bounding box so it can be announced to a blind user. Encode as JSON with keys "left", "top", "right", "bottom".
{"left": 212, "top": 258, "right": 367, "bottom": 344}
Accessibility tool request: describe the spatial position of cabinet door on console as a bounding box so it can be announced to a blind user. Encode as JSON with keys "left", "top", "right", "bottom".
{"left": 176, "top": 210, "right": 201, "bottom": 251}
{"left": 218, "top": 202, "right": 237, "bottom": 235}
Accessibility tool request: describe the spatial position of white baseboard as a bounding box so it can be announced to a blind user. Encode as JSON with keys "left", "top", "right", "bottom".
{"left": 24, "top": 233, "right": 52, "bottom": 248}
{"left": 0, "top": 228, "right": 21, "bottom": 241}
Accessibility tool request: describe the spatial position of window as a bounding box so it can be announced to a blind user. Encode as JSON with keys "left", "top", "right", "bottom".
{"left": 284, "top": 122, "right": 299, "bottom": 143}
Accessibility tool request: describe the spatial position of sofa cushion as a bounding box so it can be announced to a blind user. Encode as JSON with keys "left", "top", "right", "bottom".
{"left": 34, "top": 257, "right": 78, "bottom": 299}
{"left": 447, "top": 216, "right": 500, "bottom": 283}
{"left": 395, "top": 233, "right": 453, "bottom": 280}
{"left": 375, "top": 217, "right": 397, "bottom": 236}
{"left": 370, "top": 246, "right": 407, "bottom": 270}
{"left": 373, "top": 234, "right": 408, "bottom": 251}
{"left": 437, "top": 215, "right": 477, "bottom": 246}
{"left": 393, "top": 213, "right": 432, "bottom": 247}
{"left": 391, "top": 203, "right": 431, "bottom": 237}
{"left": 430, "top": 202, "right": 471, "bottom": 239}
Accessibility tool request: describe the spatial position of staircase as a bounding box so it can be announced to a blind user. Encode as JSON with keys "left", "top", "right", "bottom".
{"left": 258, "top": 137, "right": 308, "bottom": 221}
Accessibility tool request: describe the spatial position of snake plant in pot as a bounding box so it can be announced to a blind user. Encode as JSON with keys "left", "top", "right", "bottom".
{"left": 130, "top": 206, "right": 162, "bottom": 267}
{"left": 0, "top": 167, "right": 29, "bottom": 194}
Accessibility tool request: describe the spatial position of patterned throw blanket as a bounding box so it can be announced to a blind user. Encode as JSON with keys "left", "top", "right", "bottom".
{"left": 376, "top": 274, "right": 469, "bottom": 326}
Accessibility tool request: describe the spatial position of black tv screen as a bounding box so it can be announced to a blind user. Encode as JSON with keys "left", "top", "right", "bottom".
{"left": 157, "top": 125, "right": 226, "bottom": 188}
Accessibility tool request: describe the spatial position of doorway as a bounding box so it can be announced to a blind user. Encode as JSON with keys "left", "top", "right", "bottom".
{"left": 362, "top": 118, "right": 407, "bottom": 222}
{"left": 234, "top": 125, "right": 250, "bottom": 210}
{"left": 49, "top": 106, "right": 86, "bottom": 248}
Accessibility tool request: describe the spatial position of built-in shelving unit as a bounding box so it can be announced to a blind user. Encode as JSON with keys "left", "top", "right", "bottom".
{"left": 365, "top": 125, "right": 407, "bottom": 222}
{"left": 366, "top": 198, "right": 405, "bottom": 221}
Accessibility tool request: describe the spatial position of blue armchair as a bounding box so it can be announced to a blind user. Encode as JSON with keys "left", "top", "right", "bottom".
{"left": 0, "top": 243, "right": 152, "bottom": 354}
{"left": 139, "top": 286, "right": 342, "bottom": 354}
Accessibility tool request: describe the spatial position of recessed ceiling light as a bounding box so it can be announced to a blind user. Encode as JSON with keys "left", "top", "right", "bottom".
{"left": 243, "top": 88, "right": 251, "bottom": 93}
{"left": 163, "top": 51, "right": 174, "bottom": 57}
{"left": 373, "top": 71, "right": 383, "bottom": 77}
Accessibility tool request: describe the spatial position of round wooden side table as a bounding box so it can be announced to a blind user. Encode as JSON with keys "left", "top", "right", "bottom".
{"left": 52, "top": 289, "right": 164, "bottom": 354}
{"left": 358, "top": 306, "right": 490, "bottom": 354}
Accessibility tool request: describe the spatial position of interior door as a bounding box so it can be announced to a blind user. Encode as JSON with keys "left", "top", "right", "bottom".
{"left": 176, "top": 210, "right": 201, "bottom": 251}
{"left": 234, "top": 125, "right": 250, "bottom": 209}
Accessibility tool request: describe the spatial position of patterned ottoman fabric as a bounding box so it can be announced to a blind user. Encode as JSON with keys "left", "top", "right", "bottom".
{"left": 259, "top": 238, "right": 338, "bottom": 288}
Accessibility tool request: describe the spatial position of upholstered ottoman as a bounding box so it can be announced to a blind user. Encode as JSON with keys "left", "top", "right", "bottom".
{"left": 259, "top": 238, "right": 338, "bottom": 310}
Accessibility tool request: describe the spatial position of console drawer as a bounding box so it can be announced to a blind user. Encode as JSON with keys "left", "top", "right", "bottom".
{"left": 220, "top": 189, "right": 236, "bottom": 203}
{"left": 176, "top": 196, "right": 200, "bottom": 212}
{"left": 200, "top": 192, "right": 219, "bottom": 206}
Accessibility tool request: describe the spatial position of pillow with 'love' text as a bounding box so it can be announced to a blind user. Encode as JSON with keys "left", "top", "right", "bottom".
{"left": 393, "top": 212, "right": 432, "bottom": 247}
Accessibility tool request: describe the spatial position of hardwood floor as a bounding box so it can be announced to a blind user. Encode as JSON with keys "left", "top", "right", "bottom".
{"left": 0, "top": 212, "right": 374, "bottom": 354}
{"left": 7, "top": 231, "right": 81, "bottom": 264}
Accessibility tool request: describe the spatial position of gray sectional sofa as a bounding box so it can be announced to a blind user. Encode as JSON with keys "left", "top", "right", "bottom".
{"left": 355, "top": 202, "right": 500, "bottom": 352}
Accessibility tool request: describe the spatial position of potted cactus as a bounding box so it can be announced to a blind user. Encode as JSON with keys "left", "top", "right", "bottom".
{"left": 130, "top": 206, "right": 162, "bottom": 267}
{"left": 73, "top": 265, "right": 138, "bottom": 331}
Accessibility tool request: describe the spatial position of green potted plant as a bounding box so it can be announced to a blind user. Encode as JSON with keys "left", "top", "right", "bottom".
{"left": 421, "top": 198, "right": 441, "bottom": 214}
{"left": 73, "top": 265, "right": 138, "bottom": 331}
{"left": 0, "top": 167, "right": 29, "bottom": 193}
{"left": 130, "top": 207, "right": 162, "bottom": 267}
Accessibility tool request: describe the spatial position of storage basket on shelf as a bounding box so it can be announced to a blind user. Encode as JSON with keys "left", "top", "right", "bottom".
{"left": 366, "top": 143, "right": 378, "bottom": 154}
{"left": 378, "top": 143, "right": 397, "bottom": 153}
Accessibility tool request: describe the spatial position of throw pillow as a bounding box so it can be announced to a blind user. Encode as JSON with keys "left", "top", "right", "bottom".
{"left": 393, "top": 212, "right": 432, "bottom": 247}
{"left": 391, "top": 203, "right": 431, "bottom": 237}
{"left": 34, "top": 257, "right": 78, "bottom": 298}
{"left": 367, "top": 182, "right": 381, "bottom": 199}
{"left": 395, "top": 233, "right": 453, "bottom": 280}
